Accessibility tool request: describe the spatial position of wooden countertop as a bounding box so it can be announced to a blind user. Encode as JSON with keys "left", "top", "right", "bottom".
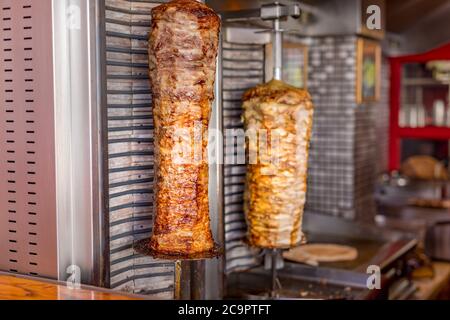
{"left": 414, "top": 262, "right": 450, "bottom": 300}
{"left": 0, "top": 272, "right": 143, "bottom": 300}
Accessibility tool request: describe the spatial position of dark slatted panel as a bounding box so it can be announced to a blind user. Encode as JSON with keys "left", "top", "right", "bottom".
{"left": 222, "top": 41, "right": 264, "bottom": 273}
{"left": 104, "top": 0, "right": 174, "bottom": 298}
{"left": 0, "top": 0, "right": 58, "bottom": 278}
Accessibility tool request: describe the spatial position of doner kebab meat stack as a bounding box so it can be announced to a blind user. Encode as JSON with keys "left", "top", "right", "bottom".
{"left": 243, "top": 79, "right": 314, "bottom": 248}
{"left": 148, "top": 0, "right": 220, "bottom": 255}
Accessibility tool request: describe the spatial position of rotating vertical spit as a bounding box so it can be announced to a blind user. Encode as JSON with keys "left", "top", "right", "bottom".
{"left": 272, "top": 18, "right": 283, "bottom": 81}
{"left": 134, "top": 0, "right": 222, "bottom": 300}
{"left": 224, "top": 2, "right": 311, "bottom": 298}
{"left": 260, "top": 2, "right": 301, "bottom": 298}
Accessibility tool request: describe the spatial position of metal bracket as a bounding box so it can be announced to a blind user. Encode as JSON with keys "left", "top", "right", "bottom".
{"left": 220, "top": 2, "right": 301, "bottom": 22}
{"left": 261, "top": 3, "right": 301, "bottom": 82}
{"left": 221, "top": 2, "right": 301, "bottom": 81}
{"left": 260, "top": 2, "right": 301, "bottom": 21}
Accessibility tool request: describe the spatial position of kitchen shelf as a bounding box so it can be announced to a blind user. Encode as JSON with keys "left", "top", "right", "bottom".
{"left": 397, "top": 127, "right": 450, "bottom": 140}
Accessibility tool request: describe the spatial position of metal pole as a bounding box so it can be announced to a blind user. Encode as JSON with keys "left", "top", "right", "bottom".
{"left": 191, "top": 260, "right": 206, "bottom": 300}
{"left": 272, "top": 18, "right": 283, "bottom": 81}
{"left": 270, "top": 249, "right": 278, "bottom": 298}
{"left": 270, "top": 13, "right": 283, "bottom": 298}
{"left": 175, "top": 260, "right": 192, "bottom": 300}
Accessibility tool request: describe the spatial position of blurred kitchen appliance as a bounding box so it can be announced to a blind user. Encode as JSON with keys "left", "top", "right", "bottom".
{"left": 376, "top": 180, "right": 450, "bottom": 261}
{"left": 425, "top": 221, "right": 450, "bottom": 262}
{"left": 0, "top": 0, "right": 224, "bottom": 299}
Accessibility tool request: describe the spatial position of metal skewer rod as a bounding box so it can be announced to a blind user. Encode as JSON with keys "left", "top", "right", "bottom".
{"left": 272, "top": 18, "right": 283, "bottom": 81}
{"left": 268, "top": 6, "right": 284, "bottom": 298}
{"left": 270, "top": 249, "right": 278, "bottom": 298}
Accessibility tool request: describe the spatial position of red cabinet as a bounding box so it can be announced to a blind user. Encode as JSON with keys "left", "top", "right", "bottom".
{"left": 389, "top": 43, "right": 450, "bottom": 171}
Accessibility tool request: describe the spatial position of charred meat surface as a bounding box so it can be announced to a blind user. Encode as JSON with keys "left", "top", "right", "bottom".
{"left": 148, "top": 0, "right": 220, "bottom": 255}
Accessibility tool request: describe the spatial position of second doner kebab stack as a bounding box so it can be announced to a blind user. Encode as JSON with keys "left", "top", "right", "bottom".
{"left": 243, "top": 80, "right": 314, "bottom": 249}
{"left": 148, "top": 0, "right": 220, "bottom": 256}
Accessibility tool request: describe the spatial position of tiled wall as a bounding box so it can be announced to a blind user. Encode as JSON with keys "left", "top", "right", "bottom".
{"left": 300, "top": 35, "right": 384, "bottom": 221}
{"left": 304, "top": 36, "right": 359, "bottom": 219}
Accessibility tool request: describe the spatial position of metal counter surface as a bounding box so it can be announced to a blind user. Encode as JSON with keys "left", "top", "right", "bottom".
{"left": 226, "top": 213, "right": 417, "bottom": 300}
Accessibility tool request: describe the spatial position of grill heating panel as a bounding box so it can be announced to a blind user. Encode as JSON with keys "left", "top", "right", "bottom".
{"left": 222, "top": 40, "right": 265, "bottom": 273}
{"left": 0, "top": 0, "right": 57, "bottom": 278}
{"left": 104, "top": 0, "right": 174, "bottom": 297}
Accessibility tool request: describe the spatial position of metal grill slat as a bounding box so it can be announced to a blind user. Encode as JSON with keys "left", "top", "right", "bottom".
{"left": 222, "top": 40, "right": 264, "bottom": 273}
{"left": 104, "top": 0, "right": 174, "bottom": 299}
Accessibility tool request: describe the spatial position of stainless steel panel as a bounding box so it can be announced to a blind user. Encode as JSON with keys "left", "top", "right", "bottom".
{"left": 0, "top": 0, "right": 58, "bottom": 278}
{"left": 52, "top": 0, "right": 103, "bottom": 284}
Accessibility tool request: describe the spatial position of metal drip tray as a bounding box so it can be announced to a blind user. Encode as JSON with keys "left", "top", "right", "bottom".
{"left": 227, "top": 266, "right": 370, "bottom": 300}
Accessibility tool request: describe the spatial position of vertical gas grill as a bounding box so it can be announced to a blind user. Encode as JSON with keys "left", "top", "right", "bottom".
{"left": 1, "top": 0, "right": 226, "bottom": 299}
{"left": 102, "top": 0, "right": 224, "bottom": 299}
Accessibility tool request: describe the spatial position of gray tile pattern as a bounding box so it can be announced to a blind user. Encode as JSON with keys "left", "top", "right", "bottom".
{"left": 304, "top": 36, "right": 377, "bottom": 221}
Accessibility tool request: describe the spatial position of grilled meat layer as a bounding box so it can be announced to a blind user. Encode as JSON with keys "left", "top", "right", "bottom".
{"left": 148, "top": 0, "right": 220, "bottom": 255}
